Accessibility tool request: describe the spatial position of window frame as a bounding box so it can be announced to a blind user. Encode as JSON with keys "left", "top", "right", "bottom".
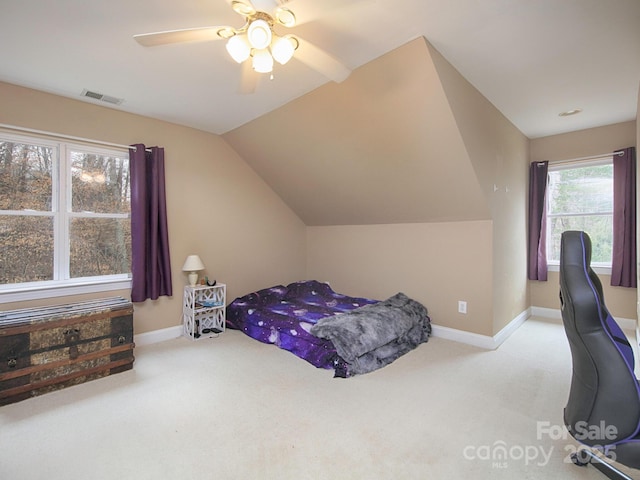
{"left": 545, "top": 156, "right": 613, "bottom": 275}
{"left": 0, "top": 132, "right": 131, "bottom": 304}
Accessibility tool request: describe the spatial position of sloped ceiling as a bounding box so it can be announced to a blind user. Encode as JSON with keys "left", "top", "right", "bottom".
{"left": 223, "top": 37, "right": 490, "bottom": 226}
{"left": 1, "top": 0, "right": 637, "bottom": 138}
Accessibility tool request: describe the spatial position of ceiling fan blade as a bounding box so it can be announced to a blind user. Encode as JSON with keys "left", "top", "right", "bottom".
{"left": 133, "top": 26, "right": 227, "bottom": 47}
{"left": 238, "top": 60, "right": 259, "bottom": 94}
{"left": 294, "top": 37, "right": 351, "bottom": 83}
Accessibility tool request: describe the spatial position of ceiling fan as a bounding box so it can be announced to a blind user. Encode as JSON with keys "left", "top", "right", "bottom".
{"left": 133, "top": 0, "right": 351, "bottom": 93}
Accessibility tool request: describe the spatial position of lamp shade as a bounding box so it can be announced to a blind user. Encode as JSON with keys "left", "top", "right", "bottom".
{"left": 182, "top": 255, "right": 205, "bottom": 272}
{"left": 182, "top": 255, "right": 205, "bottom": 286}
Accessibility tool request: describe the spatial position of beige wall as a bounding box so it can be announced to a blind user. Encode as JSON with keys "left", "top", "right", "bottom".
{"left": 529, "top": 121, "right": 638, "bottom": 319}
{"left": 225, "top": 37, "right": 531, "bottom": 337}
{"left": 307, "top": 221, "right": 493, "bottom": 335}
{"left": 301, "top": 40, "right": 530, "bottom": 337}
{"left": 530, "top": 272, "right": 637, "bottom": 319}
{"left": 0, "top": 81, "right": 307, "bottom": 334}
{"left": 224, "top": 38, "right": 490, "bottom": 226}
{"left": 429, "top": 43, "right": 530, "bottom": 335}
{"left": 1, "top": 38, "right": 525, "bottom": 341}
{"left": 2, "top": 68, "right": 634, "bottom": 340}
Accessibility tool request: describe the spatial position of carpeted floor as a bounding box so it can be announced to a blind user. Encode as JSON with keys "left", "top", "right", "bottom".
{"left": 0, "top": 316, "right": 637, "bottom": 479}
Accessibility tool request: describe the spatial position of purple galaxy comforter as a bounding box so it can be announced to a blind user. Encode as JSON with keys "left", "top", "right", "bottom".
{"left": 226, "top": 280, "right": 431, "bottom": 377}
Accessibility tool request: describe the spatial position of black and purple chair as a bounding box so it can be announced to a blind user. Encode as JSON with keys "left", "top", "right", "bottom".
{"left": 559, "top": 230, "right": 640, "bottom": 479}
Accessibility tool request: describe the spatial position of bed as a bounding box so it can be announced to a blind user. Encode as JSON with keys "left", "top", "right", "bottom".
{"left": 226, "top": 280, "right": 431, "bottom": 377}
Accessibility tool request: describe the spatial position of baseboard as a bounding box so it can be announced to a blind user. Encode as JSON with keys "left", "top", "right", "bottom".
{"left": 530, "top": 306, "right": 562, "bottom": 320}
{"left": 431, "top": 308, "right": 531, "bottom": 350}
{"left": 134, "top": 325, "right": 182, "bottom": 347}
{"left": 134, "top": 307, "right": 565, "bottom": 351}
{"left": 531, "top": 306, "right": 637, "bottom": 331}
{"left": 494, "top": 308, "right": 531, "bottom": 347}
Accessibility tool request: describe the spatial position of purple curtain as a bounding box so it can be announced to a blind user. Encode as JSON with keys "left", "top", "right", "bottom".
{"left": 611, "top": 147, "right": 636, "bottom": 288}
{"left": 528, "top": 161, "right": 549, "bottom": 281}
{"left": 129, "top": 144, "right": 173, "bottom": 302}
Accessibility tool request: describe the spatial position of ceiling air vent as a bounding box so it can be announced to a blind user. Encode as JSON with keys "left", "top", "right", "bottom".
{"left": 81, "top": 89, "right": 124, "bottom": 105}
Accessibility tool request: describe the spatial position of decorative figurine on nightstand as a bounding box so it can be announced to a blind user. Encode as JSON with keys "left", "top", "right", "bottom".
{"left": 206, "top": 276, "right": 217, "bottom": 287}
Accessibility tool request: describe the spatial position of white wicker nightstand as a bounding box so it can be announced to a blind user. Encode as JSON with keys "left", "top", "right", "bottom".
{"left": 182, "top": 284, "right": 226, "bottom": 340}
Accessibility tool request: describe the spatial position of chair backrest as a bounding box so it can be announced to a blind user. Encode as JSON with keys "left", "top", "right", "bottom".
{"left": 559, "top": 230, "right": 640, "bottom": 445}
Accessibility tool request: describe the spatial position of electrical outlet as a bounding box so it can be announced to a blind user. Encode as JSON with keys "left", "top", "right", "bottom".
{"left": 458, "top": 301, "right": 467, "bottom": 314}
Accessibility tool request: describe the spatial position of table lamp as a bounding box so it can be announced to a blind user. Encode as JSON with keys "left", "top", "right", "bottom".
{"left": 182, "top": 255, "right": 205, "bottom": 286}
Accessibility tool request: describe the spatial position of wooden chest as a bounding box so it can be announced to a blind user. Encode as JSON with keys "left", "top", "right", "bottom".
{"left": 0, "top": 297, "right": 134, "bottom": 406}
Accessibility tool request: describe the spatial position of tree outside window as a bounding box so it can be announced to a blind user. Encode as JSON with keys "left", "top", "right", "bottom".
{"left": 546, "top": 161, "right": 613, "bottom": 266}
{"left": 0, "top": 135, "right": 131, "bottom": 286}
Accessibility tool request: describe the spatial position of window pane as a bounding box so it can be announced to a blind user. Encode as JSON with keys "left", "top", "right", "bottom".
{"left": 0, "top": 216, "right": 54, "bottom": 283}
{"left": 548, "top": 165, "right": 613, "bottom": 215}
{"left": 69, "top": 217, "right": 131, "bottom": 278}
{"left": 0, "top": 142, "right": 54, "bottom": 211}
{"left": 548, "top": 214, "right": 613, "bottom": 264}
{"left": 71, "top": 152, "right": 130, "bottom": 214}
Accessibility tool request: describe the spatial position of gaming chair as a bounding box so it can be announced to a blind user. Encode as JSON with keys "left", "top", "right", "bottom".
{"left": 559, "top": 230, "right": 640, "bottom": 479}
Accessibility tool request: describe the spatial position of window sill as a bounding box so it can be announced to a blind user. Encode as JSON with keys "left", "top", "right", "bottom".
{"left": 547, "top": 263, "right": 612, "bottom": 276}
{"left": 0, "top": 277, "right": 132, "bottom": 304}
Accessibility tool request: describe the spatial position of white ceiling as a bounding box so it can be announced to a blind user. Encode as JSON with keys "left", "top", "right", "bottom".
{"left": 0, "top": 0, "right": 638, "bottom": 139}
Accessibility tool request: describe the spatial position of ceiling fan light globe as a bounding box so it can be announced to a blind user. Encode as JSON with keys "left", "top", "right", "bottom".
{"left": 226, "top": 35, "right": 251, "bottom": 63}
{"left": 248, "top": 19, "right": 272, "bottom": 50}
{"left": 252, "top": 49, "right": 273, "bottom": 73}
{"left": 272, "top": 36, "right": 296, "bottom": 65}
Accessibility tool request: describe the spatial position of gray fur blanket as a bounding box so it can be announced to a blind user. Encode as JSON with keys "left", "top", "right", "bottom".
{"left": 310, "top": 293, "right": 431, "bottom": 376}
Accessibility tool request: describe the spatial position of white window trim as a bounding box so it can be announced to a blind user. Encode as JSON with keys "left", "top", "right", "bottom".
{"left": 0, "top": 132, "right": 132, "bottom": 301}
{"left": 0, "top": 277, "right": 132, "bottom": 304}
{"left": 546, "top": 157, "right": 614, "bottom": 269}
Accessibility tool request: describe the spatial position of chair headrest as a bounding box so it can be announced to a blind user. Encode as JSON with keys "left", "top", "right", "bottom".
{"left": 560, "top": 230, "right": 591, "bottom": 271}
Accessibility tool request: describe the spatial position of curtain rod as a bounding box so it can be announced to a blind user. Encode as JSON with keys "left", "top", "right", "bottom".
{"left": 0, "top": 122, "right": 150, "bottom": 152}
{"left": 548, "top": 150, "right": 624, "bottom": 166}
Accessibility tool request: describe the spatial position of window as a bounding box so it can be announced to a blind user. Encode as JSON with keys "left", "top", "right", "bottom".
{"left": 0, "top": 133, "right": 131, "bottom": 299}
{"left": 546, "top": 158, "right": 613, "bottom": 268}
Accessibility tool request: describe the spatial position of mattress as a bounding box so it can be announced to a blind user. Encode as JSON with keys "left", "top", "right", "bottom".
{"left": 227, "top": 280, "right": 378, "bottom": 377}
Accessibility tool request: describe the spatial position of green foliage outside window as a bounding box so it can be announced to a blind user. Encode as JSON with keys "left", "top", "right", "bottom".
{"left": 547, "top": 163, "right": 613, "bottom": 265}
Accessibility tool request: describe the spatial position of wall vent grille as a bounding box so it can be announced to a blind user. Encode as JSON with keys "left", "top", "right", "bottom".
{"left": 80, "top": 89, "right": 124, "bottom": 105}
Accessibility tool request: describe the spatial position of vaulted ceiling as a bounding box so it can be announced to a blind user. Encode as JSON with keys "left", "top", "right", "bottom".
{"left": 0, "top": 0, "right": 637, "bottom": 227}
{"left": 224, "top": 38, "right": 520, "bottom": 226}
{"left": 0, "top": 0, "right": 638, "bottom": 138}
